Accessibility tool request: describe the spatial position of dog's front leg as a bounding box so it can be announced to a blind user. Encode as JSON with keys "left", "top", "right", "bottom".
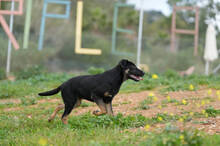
{"left": 93, "top": 98, "right": 107, "bottom": 116}
{"left": 106, "top": 102, "right": 114, "bottom": 116}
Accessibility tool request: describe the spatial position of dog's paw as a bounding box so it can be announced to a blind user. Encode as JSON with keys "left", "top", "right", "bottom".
{"left": 92, "top": 110, "right": 100, "bottom": 115}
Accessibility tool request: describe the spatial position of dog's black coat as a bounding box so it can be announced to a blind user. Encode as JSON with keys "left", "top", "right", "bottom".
{"left": 39, "top": 59, "right": 144, "bottom": 123}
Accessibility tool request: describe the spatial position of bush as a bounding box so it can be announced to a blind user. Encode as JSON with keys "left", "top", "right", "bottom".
{"left": 87, "top": 67, "right": 105, "bottom": 75}
{"left": 0, "top": 69, "right": 6, "bottom": 80}
{"left": 15, "top": 65, "right": 45, "bottom": 80}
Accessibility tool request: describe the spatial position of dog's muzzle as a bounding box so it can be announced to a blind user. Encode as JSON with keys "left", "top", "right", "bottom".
{"left": 129, "top": 74, "right": 143, "bottom": 81}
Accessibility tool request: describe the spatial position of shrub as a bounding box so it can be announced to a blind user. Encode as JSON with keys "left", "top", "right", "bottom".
{"left": 87, "top": 67, "right": 105, "bottom": 75}
{"left": 0, "top": 69, "right": 6, "bottom": 80}
{"left": 15, "top": 65, "right": 45, "bottom": 80}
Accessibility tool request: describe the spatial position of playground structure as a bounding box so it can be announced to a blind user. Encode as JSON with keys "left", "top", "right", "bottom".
{"left": 74, "top": 0, "right": 101, "bottom": 55}
{"left": 111, "top": 2, "right": 134, "bottom": 56}
{"left": 38, "top": 0, "right": 71, "bottom": 51}
{"left": 38, "top": 0, "right": 102, "bottom": 55}
{"left": 1, "top": 0, "right": 146, "bottom": 75}
{"left": 112, "top": 0, "right": 144, "bottom": 66}
{"left": 0, "top": 0, "right": 23, "bottom": 76}
{"left": 0, "top": 0, "right": 23, "bottom": 50}
{"left": 2, "top": 0, "right": 218, "bottom": 76}
{"left": 170, "top": 5, "right": 199, "bottom": 56}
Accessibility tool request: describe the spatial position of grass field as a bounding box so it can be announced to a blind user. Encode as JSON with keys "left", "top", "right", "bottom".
{"left": 1, "top": 70, "right": 220, "bottom": 145}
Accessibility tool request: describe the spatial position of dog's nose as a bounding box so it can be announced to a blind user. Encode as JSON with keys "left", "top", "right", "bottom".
{"left": 142, "top": 71, "right": 145, "bottom": 76}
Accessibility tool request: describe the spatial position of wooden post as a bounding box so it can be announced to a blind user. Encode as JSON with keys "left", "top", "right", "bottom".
{"left": 170, "top": 6, "right": 199, "bottom": 56}
{"left": 194, "top": 7, "right": 199, "bottom": 56}
{"left": 170, "top": 5, "right": 176, "bottom": 52}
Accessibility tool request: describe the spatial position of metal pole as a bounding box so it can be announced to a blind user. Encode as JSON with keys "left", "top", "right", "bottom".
{"left": 6, "top": 0, "right": 15, "bottom": 77}
{"left": 137, "top": 0, "right": 144, "bottom": 67}
{"left": 170, "top": 5, "right": 176, "bottom": 53}
{"left": 38, "top": 2, "right": 47, "bottom": 50}
{"left": 111, "top": 3, "right": 118, "bottom": 53}
{"left": 23, "top": 0, "right": 32, "bottom": 49}
{"left": 205, "top": 61, "right": 209, "bottom": 75}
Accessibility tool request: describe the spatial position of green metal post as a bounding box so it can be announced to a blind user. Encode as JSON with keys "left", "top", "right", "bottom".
{"left": 111, "top": 2, "right": 134, "bottom": 55}
{"left": 23, "top": 0, "right": 32, "bottom": 49}
{"left": 111, "top": 3, "right": 118, "bottom": 53}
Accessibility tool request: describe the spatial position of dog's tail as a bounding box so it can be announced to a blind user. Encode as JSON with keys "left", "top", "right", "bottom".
{"left": 38, "top": 86, "right": 61, "bottom": 96}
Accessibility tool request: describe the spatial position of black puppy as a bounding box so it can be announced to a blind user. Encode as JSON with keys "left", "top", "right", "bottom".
{"left": 38, "top": 59, "right": 145, "bottom": 124}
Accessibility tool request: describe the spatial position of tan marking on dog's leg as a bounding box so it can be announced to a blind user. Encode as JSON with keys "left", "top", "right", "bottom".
{"left": 60, "top": 98, "right": 81, "bottom": 124}
{"left": 74, "top": 98, "right": 82, "bottom": 108}
{"left": 48, "top": 104, "right": 64, "bottom": 122}
{"left": 61, "top": 116, "right": 68, "bottom": 124}
{"left": 106, "top": 103, "right": 113, "bottom": 116}
{"left": 93, "top": 100, "right": 107, "bottom": 116}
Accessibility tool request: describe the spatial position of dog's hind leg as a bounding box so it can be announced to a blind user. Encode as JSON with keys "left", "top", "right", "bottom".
{"left": 48, "top": 104, "right": 64, "bottom": 122}
{"left": 93, "top": 99, "right": 107, "bottom": 116}
{"left": 61, "top": 103, "right": 75, "bottom": 124}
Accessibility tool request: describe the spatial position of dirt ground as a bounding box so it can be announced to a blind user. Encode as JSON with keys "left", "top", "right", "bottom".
{"left": 1, "top": 89, "right": 220, "bottom": 134}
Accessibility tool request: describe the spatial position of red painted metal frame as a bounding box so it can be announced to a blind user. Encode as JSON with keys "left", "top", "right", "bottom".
{"left": 0, "top": 0, "right": 23, "bottom": 15}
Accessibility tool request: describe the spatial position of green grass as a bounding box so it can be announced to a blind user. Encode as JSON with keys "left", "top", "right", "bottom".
{"left": 1, "top": 108, "right": 219, "bottom": 146}
{"left": 138, "top": 96, "right": 153, "bottom": 110}
{"left": 1, "top": 109, "right": 220, "bottom": 145}
{"left": 1, "top": 71, "right": 220, "bottom": 145}
{"left": 1, "top": 70, "right": 220, "bottom": 100}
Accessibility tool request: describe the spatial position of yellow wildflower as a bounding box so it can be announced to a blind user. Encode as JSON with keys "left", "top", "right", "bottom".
{"left": 179, "top": 118, "right": 184, "bottom": 122}
{"left": 201, "top": 100, "right": 205, "bottom": 106}
{"left": 218, "top": 96, "right": 220, "bottom": 101}
{"left": 144, "top": 124, "right": 150, "bottom": 131}
{"left": 158, "top": 105, "right": 162, "bottom": 109}
{"left": 179, "top": 135, "right": 184, "bottom": 140}
{"left": 38, "top": 138, "right": 47, "bottom": 146}
{"left": 207, "top": 89, "right": 212, "bottom": 95}
{"left": 189, "top": 84, "right": 194, "bottom": 91}
{"left": 170, "top": 113, "right": 174, "bottom": 116}
{"left": 148, "top": 92, "right": 155, "bottom": 97}
{"left": 167, "top": 96, "right": 171, "bottom": 101}
{"left": 152, "top": 74, "right": 158, "bottom": 79}
{"left": 216, "top": 90, "right": 220, "bottom": 96}
{"left": 182, "top": 99, "right": 187, "bottom": 105}
{"left": 205, "top": 113, "right": 209, "bottom": 117}
{"left": 202, "top": 110, "right": 206, "bottom": 114}
{"left": 158, "top": 116, "right": 163, "bottom": 121}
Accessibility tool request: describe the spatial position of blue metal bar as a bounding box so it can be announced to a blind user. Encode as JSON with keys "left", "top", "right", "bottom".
{"left": 38, "top": 0, "right": 71, "bottom": 50}
{"left": 46, "top": 0, "right": 70, "bottom": 5}
{"left": 45, "top": 14, "right": 68, "bottom": 19}
{"left": 38, "top": 2, "right": 47, "bottom": 51}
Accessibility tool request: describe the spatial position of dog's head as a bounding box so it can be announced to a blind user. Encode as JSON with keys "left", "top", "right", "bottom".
{"left": 119, "top": 59, "right": 145, "bottom": 82}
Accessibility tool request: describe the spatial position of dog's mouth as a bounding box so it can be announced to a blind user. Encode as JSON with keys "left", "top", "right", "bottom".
{"left": 129, "top": 74, "right": 143, "bottom": 81}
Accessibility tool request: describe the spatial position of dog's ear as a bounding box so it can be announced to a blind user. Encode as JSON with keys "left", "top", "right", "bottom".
{"left": 119, "top": 59, "right": 128, "bottom": 69}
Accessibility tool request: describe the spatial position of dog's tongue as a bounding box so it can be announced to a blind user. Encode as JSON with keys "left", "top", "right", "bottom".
{"left": 130, "top": 75, "right": 143, "bottom": 80}
{"left": 139, "top": 77, "right": 143, "bottom": 80}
